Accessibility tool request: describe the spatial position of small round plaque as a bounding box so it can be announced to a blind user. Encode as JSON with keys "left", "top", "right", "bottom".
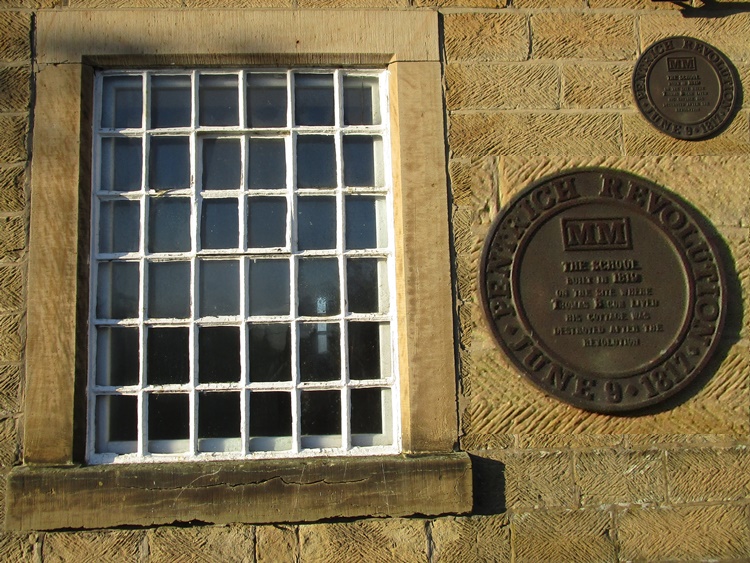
{"left": 633, "top": 36, "right": 737, "bottom": 140}
{"left": 480, "top": 169, "right": 726, "bottom": 413}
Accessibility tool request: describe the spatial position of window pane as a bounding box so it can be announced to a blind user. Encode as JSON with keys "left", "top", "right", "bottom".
{"left": 351, "top": 388, "right": 383, "bottom": 434}
{"left": 294, "top": 73, "right": 334, "bottom": 126}
{"left": 102, "top": 75, "right": 143, "bottom": 129}
{"left": 343, "top": 135, "right": 382, "bottom": 187}
{"left": 149, "top": 137, "right": 190, "bottom": 190}
{"left": 299, "top": 322, "right": 340, "bottom": 382}
{"left": 99, "top": 199, "right": 140, "bottom": 254}
{"left": 198, "top": 392, "right": 240, "bottom": 441}
{"left": 96, "top": 395, "right": 137, "bottom": 452}
{"left": 301, "top": 390, "right": 340, "bottom": 438}
{"left": 248, "top": 138, "right": 286, "bottom": 189}
{"left": 200, "top": 260, "right": 240, "bottom": 317}
{"left": 247, "top": 197, "right": 286, "bottom": 248}
{"left": 97, "top": 261, "right": 139, "bottom": 319}
{"left": 148, "top": 261, "right": 190, "bottom": 319}
{"left": 148, "top": 198, "right": 191, "bottom": 253}
{"left": 202, "top": 138, "right": 241, "bottom": 190}
{"left": 151, "top": 75, "right": 191, "bottom": 128}
{"left": 147, "top": 327, "right": 189, "bottom": 385}
{"left": 249, "top": 392, "right": 291, "bottom": 437}
{"left": 348, "top": 322, "right": 390, "bottom": 380}
{"left": 248, "top": 323, "right": 291, "bottom": 383}
{"left": 101, "top": 137, "right": 142, "bottom": 192}
{"left": 148, "top": 393, "right": 189, "bottom": 441}
{"left": 199, "top": 326, "right": 241, "bottom": 383}
{"left": 298, "top": 258, "right": 339, "bottom": 316}
{"left": 346, "top": 258, "right": 388, "bottom": 314}
{"left": 343, "top": 75, "right": 380, "bottom": 126}
{"left": 248, "top": 259, "right": 290, "bottom": 316}
{"left": 345, "top": 196, "right": 387, "bottom": 250}
{"left": 297, "top": 196, "right": 335, "bottom": 250}
{"left": 96, "top": 327, "right": 139, "bottom": 386}
{"left": 199, "top": 74, "right": 239, "bottom": 126}
{"left": 297, "top": 136, "right": 335, "bottom": 189}
{"left": 201, "top": 198, "right": 239, "bottom": 249}
{"left": 247, "top": 73, "right": 287, "bottom": 128}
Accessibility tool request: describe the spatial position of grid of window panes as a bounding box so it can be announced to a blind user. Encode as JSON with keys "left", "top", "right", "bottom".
{"left": 89, "top": 69, "right": 398, "bottom": 462}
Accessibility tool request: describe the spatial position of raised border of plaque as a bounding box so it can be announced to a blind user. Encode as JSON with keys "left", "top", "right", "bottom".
{"left": 633, "top": 36, "right": 738, "bottom": 141}
{"left": 479, "top": 169, "right": 726, "bottom": 413}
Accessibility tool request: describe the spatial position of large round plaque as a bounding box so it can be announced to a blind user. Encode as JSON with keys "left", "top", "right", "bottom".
{"left": 480, "top": 169, "right": 726, "bottom": 413}
{"left": 633, "top": 36, "right": 737, "bottom": 140}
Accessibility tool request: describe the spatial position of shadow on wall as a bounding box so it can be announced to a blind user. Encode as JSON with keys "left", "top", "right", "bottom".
{"left": 470, "top": 455, "right": 506, "bottom": 515}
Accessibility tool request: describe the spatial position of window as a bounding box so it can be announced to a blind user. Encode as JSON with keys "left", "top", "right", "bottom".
{"left": 8, "top": 9, "right": 471, "bottom": 530}
{"left": 91, "top": 69, "right": 398, "bottom": 462}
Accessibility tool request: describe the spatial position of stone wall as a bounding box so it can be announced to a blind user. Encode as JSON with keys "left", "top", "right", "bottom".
{"left": 1, "top": 1, "right": 749, "bottom": 561}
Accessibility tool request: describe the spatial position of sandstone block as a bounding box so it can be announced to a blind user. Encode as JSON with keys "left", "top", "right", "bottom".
{"left": 68, "top": 0, "right": 182, "bottom": 6}
{"left": 450, "top": 113, "right": 621, "bottom": 158}
{"left": 514, "top": 0, "right": 581, "bottom": 7}
{"left": 1, "top": 1, "right": 59, "bottom": 6}
{"left": 0, "top": 67, "right": 30, "bottom": 114}
{"left": 512, "top": 509, "right": 616, "bottom": 563}
{"left": 0, "top": 417, "right": 18, "bottom": 467}
{"left": 0, "top": 533, "right": 35, "bottom": 562}
{"left": 43, "top": 530, "right": 143, "bottom": 563}
{"left": 618, "top": 505, "right": 750, "bottom": 561}
{"left": 0, "top": 166, "right": 25, "bottom": 213}
{"left": 0, "top": 315, "right": 23, "bottom": 363}
{"left": 667, "top": 446, "right": 750, "bottom": 503}
{"left": 444, "top": 13, "right": 529, "bottom": 63}
{"left": 298, "top": 0, "right": 405, "bottom": 5}
{"left": 504, "top": 451, "right": 575, "bottom": 510}
{"left": 0, "top": 266, "right": 22, "bottom": 313}
{"left": 531, "top": 13, "right": 636, "bottom": 61}
{"left": 0, "top": 116, "right": 27, "bottom": 164}
{"left": 575, "top": 449, "right": 666, "bottom": 506}
{"left": 431, "top": 515, "right": 511, "bottom": 562}
{"left": 186, "top": 0, "right": 290, "bottom": 5}
{"left": 590, "top": 0, "right": 681, "bottom": 8}
{"left": 0, "top": 365, "right": 21, "bottom": 416}
{"left": 299, "top": 518, "right": 426, "bottom": 563}
{"left": 256, "top": 525, "right": 297, "bottom": 563}
{"left": 517, "top": 434, "right": 625, "bottom": 450}
{"left": 0, "top": 13, "right": 30, "bottom": 63}
{"left": 0, "top": 216, "right": 26, "bottom": 261}
{"left": 446, "top": 63, "right": 558, "bottom": 110}
{"left": 562, "top": 63, "right": 632, "bottom": 109}
{"left": 148, "top": 525, "right": 255, "bottom": 563}
{"left": 414, "top": 0, "right": 504, "bottom": 6}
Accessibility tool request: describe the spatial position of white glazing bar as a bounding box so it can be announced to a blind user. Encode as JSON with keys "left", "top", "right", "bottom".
{"left": 189, "top": 70, "right": 199, "bottom": 456}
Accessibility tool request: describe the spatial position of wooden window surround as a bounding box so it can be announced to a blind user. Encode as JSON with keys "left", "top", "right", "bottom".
{"left": 6, "top": 10, "right": 471, "bottom": 530}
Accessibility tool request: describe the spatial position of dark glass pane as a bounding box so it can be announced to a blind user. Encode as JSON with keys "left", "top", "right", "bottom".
{"left": 299, "top": 323, "right": 340, "bottom": 382}
{"left": 294, "top": 74, "right": 334, "bottom": 126}
{"left": 201, "top": 198, "right": 239, "bottom": 249}
{"left": 248, "top": 138, "right": 286, "bottom": 189}
{"left": 149, "top": 137, "right": 190, "bottom": 190}
{"left": 343, "top": 75, "right": 379, "bottom": 126}
{"left": 148, "top": 393, "right": 189, "bottom": 441}
{"left": 297, "top": 196, "right": 335, "bottom": 250}
{"left": 101, "top": 137, "right": 142, "bottom": 192}
{"left": 351, "top": 388, "right": 383, "bottom": 434}
{"left": 346, "top": 258, "right": 383, "bottom": 313}
{"left": 147, "top": 327, "right": 189, "bottom": 385}
{"left": 148, "top": 198, "right": 191, "bottom": 253}
{"left": 199, "top": 260, "right": 240, "bottom": 317}
{"left": 102, "top": 75, "right": 143, "bottom": 129}
{"left": 96, "top": 395, "right": 137, "bottom": 450}
{"left": 348, "top": 322, "right": 384, "bottom": 381}
{"left": 301, "top": 390, "right": 340, "bottom": 436}
{"left": 346, "top": 196, "right": 385, "bottom": 250}
{"left": 247, "top": 197, "right": 286, "bottom": 248}
{"left": 199, "top": 326, "right": 240, "bottom": 383}
{"left": 248, "top": 323, "right": 291, "bottom": 383}
{"left": 198, "top": 392, "right": 240, "bottom": 438}
{"left": 151, "top": 75, "right": 191, "bottom": 128}
{"left": 297, "top": 136, "right": 335, "bottom": 188}
{"left": 99, "top": 199, "right": 140, "bottom": 253}
{"left": 97, "top": 261, "right": 139, "bottom": 319}
{"left": 202, "top": 138, "right": 241, "bottom": 190}
{"left": 247, "top": 73, "right": 287, "bottom": 128}
{"left": 147, "top": 261, "right": 190, "bottom": 318}
{"left": 249, "top": 392, "right": 291, "bottom": 437}
{"left": 199, "top": 74, "right": 239, "bottom": 126}
{"left": 96, "top": 327, "right": 139, "bottom": 386}
{"left": 298, "top": 258, "right": 339, "bottom": 316}
{"left": 248, "top": 259, "right": 290, "bottom": 316}
{"left": 343, "top": 136, "right": 380, "bottom": 187}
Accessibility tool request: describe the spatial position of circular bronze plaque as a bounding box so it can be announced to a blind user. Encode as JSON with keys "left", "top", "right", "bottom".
{"left": 480, "top": 169, "right": 726, "bottom": 413}
{"left": 633, "top": 36, "right": 737, "bottom": 140}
